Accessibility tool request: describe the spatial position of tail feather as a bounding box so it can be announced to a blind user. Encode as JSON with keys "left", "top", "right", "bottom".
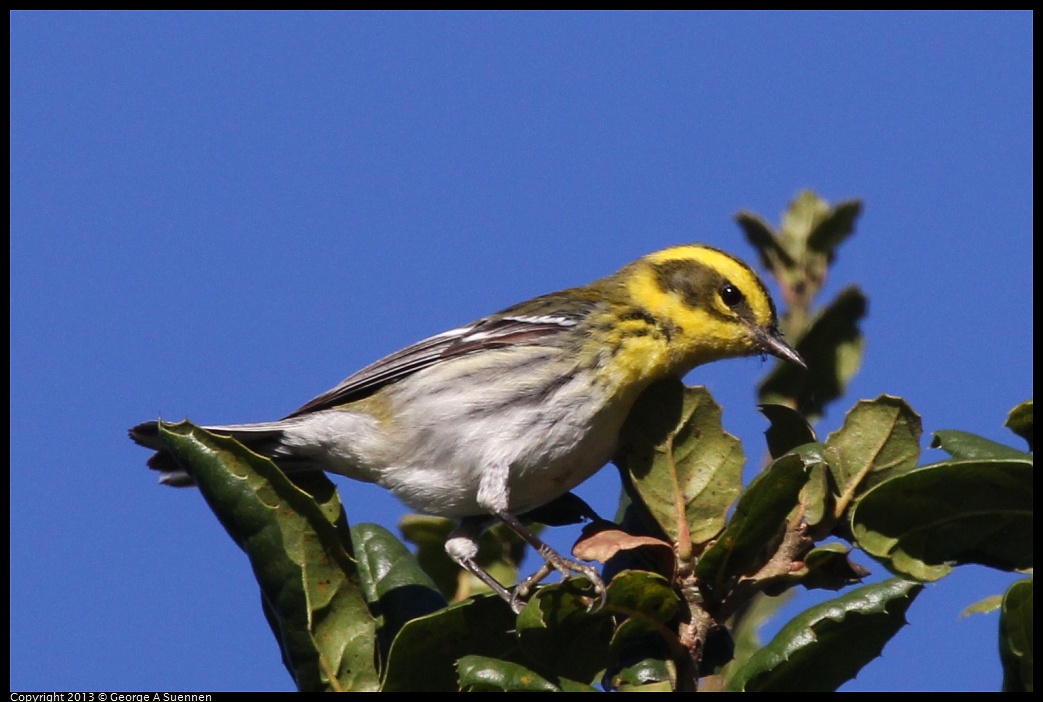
{"left": 129, "top": 420, "right": 289, "bottom": 487}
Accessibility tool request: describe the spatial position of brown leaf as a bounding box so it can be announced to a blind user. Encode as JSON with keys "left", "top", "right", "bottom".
{"left": 572, "top": 522, "right": 672, "bottom": 564}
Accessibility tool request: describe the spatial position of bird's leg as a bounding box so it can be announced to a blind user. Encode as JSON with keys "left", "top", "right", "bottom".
{"left": 446, "top": 461, "right": 606, "bottom": 613}
{"left": 445, "top": 516, "right": 520, "bottom": 607}
{"left": 491, "top": 507, "right": 607, "bottom": 612}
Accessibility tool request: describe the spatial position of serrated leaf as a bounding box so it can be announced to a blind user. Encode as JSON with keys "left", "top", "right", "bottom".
{"left": 759, "top": 404, "right": 817, "bottom": 459}
{"left": 351, "top": 523, "right": 446, "bottom": 657}
{"left": 516, "top": 579, "right": 615, "bottom": 686}
{"left": 999, "top": 578, "right": 1033, "bottom": 692}
{"left": 930, "top": 429, "right": 1029, "bottom": 460}
{"left": 1005, "top": 400, "right": 1033, "bottom": 452}
{"left": 616, "top": 381, "right": 744, "bottom": 551}
{"left": 696, "top": 452, "right": 812, "bottom": 590}
{"left": 726, "top": 578, "right": 922, "bottom": 691}
{"left": 824, "top": 395, "right": 922, "bottom": 522}
{"left": 851, "top": 458, "right": 1033, "bottom": 580}
{"left": 721, "top": 591, "right": 792, "bottom": 686}
{"left": 456, "top": 655, "right": 564, "bottom": 691}
{"left": 759, "top": 286, "right": 868, "bottom": 421}
{"left": 156, "top": 421, "right": 379, "bottom": 692}
{"left": 382, "top": 595, "right": 518, "bottom": 691}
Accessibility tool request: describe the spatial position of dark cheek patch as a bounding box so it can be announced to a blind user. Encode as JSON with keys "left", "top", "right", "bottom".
{"left": 653, "top": 259, "right": 743, "bottom": 325}
{"left": 653, "top": 259, "right": 714, "bottom": 309}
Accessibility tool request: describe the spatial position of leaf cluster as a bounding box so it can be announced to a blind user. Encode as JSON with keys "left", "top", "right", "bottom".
{"left": 140, "top": 193, "right": 1032, "bottom": 691}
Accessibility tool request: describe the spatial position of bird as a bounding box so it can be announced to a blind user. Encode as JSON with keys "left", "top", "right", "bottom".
{"left": 130, "top": 244, "right": 805, "bottom": 611}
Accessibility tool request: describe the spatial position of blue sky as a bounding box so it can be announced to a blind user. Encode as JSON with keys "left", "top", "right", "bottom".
{"left": 10, "top": 11, "right": 1032, "bottom": 692}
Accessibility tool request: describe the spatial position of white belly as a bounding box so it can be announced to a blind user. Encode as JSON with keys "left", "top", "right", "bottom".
{"left": 279, "top": 350, "right": 634, "bottom": 518}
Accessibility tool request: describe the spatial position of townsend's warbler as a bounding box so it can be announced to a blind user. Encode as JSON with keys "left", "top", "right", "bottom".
{"left": 130, "top": 244, "right": 804, "bottom": 610}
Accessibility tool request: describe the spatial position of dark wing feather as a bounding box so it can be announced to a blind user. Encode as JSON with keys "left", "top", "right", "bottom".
{"left": 284, "top": 308, "right": 588, "bottom": 418}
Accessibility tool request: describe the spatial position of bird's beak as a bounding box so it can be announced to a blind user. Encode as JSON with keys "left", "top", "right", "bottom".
{"left": 757, "top": 327, "right": 806, "bottom": 369}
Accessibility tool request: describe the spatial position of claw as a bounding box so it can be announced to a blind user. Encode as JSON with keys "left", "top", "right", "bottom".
{"left": 447, "top": 512, "right": 607, "bottom": 613}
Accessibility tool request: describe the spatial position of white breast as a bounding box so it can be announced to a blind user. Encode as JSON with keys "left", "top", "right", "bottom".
{"left": 277, "top": 347, "right": 633, "bottom": 518}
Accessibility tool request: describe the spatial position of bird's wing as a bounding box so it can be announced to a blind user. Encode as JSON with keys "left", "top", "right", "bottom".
{"left": 284, "top": 302, "right": 592, "bottom": 418}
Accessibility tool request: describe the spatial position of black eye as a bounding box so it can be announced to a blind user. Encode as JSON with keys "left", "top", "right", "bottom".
{"left": 720, "top": 283, "right": 745, "bottom": 308}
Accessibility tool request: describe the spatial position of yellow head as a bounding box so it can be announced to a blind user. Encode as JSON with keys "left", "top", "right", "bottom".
{"left": 603, "top": 244, "right": 804, "bottom": 377}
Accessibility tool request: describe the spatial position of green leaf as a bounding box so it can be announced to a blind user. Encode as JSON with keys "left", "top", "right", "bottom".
{"left": 721, "top": 591, "right": 792, "bottom": 687}
{"left": 727, "top": 578, "right": 922, "bottom": 691}
{"left": 557, "top": 678, "right": 602, "bottom": 692}
{"left": 824, "top": 395, "right": 922, "bottom": 522}
{"left": 744, "top": 541, "right": 869, "bottom": 597}
{"left": 516, "top": 578, "right": 616, "bottom": 686}
{"left": 960, "top": 594, "right": 1003, "bottom": 618}
{"left": 696, "top": 451, "right": 812, "bottom": 590}
{"left": 930, "top": 429, "right": 1029, "bottom": 460}
{"left": 604, "top": 570, "right": 680, "bottom": 649}
{"left": 797, "top": 445, "right": 834, "bottom": 529}
{"left": 382, "top": 595, "right": 518, "bottom": 691}
{"left": 794, "top": 544, "right": 871, "bottom": 592}
{"left": 608, "top": 655, "right": 675, "bottom": 692}
{"left": 1005, "top": 400, "right": 1033, "bottom": 452}
{"left": 781, "top": 190, "right": 832, "bottom": 252}
{"left": 735, "top": 210, "right": 793, "bottom": 275}
{"left": 999, "top": 578, "right": 1033, "bottom": 692}
{"left": 606, "top": 570, "right": 680, "bottom": 626}
{"left": 599, "top": 572, "right": 680, "bottom": 692}
{"left": 616, "top": 381, "right": 744, "bottom": 551}
{"left": 738, "top": 192, "right": 862, "bottom": 306}
{"left": 851, "top": 458, "right": 1033, "bottom": 580}
{"left": 807, "top": 199, "right": 863, "bottom": 260}
{"left": 456, "top": 655, "right": 564, "bottom": 691}
{"left": 156, "top": 420, "right": 379, "bottom": 692}
{"left": 759, "top": 286, "right": 868, "bottom": 421}
{"left": 759, "top": 404, "right": 817, "bottom": 459}
{"left": 350, "top": 523, "right": 446, "bottom": 656}
{"left": 457, "top": 655, "right": 599, "bottom": 691}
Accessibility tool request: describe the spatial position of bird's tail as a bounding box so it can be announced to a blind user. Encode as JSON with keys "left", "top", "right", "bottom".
{"left": 128, "top": 420, "right": 291, "bottom": 487}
